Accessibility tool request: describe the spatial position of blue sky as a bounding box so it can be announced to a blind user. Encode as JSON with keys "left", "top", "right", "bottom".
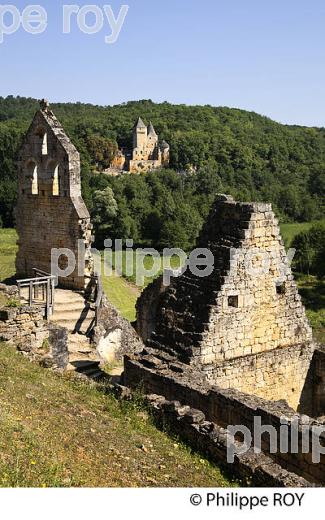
{"left": 0, "top": 0, "right": 325, "bottom": 126}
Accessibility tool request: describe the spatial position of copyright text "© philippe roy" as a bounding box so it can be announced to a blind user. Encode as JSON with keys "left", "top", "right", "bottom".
{"left": 189, "top": 491, "right": 306, "bottom": 510}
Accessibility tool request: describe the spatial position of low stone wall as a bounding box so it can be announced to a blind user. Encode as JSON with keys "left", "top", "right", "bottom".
{"left": 145, "top": 394, "right": 311, "bottom": 487}
{"left": 0, "top": 305, "right": 48, "bottom": 348}
{"left": 124, "top": 351, "right": 325, "bottom": 485}
{"left": 203, "top": 343, "right": 315, "bottom": 413}
{"left": 0, "top": 304, "right": 69, "bottom": 369}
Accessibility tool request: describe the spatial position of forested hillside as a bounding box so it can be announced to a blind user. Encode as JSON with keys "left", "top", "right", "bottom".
{"left": 1, "top": 96, "right": 325, "bottom": 248}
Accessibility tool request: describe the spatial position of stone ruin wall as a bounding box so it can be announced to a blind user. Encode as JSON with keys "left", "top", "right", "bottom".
{"left": 136, "top": 276, "right": 168, "bottom": 342}
{"left": 15, "top": 106, "right": 93, "bottom": 290}
{"left": 145, "top": 394, "right": 311, "bottom": 487}
{"left": 313, "top": 347, "right": 325, "bottom": 418}
{"left": 0, "top": 304, "right": 48, "bottom": 348}
{"left": 203, "top": 342, "right": 315, "bottom": 412}
{"left": 199, "top": 202, "right": 312, "bottom": 364}
{"left": 136, "top": 196, "right": 315, "bottom": 410}
{"left": 0, "top": 284, "right": 68, "bottom": 369}
{"left": 124, "top": 352, "right": 325, "bottom": 485}
{"left": 127, "top": 195, "right": 325, "bottom": 484}
{"left": 128, "top": 159, "right": 163, "bottom": 174}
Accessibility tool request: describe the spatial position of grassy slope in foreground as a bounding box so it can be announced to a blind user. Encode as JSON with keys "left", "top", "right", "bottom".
{"left": 0, "top": 342, "right": 233, "bottom": 487}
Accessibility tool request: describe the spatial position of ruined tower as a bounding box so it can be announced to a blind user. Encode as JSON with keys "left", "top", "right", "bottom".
{"left": 136, "top": 195, "right": 315, "bottom": 409}
{"left": 15, "top": 100, "right": 93, "bottom": 290}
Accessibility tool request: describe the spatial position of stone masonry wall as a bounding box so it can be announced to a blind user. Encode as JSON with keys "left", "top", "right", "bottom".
{"left": 124, "top": 352, "right": 325, "bottom": 484}
{"left": 135, "top": 195, "right": 314, "bottom": 409}
{"left": 136, "top": 276, "right": 168, "bottom": 342}
{"left": 0, "top": 301, "right": 68, "bottom": 368}
{"left": 145, "top": 394, "right": 311, "bottom": 487}
{"left": 129, "top": 159, "right": 162, "bottom": 174}
{"left": 203, "top": 343, "right": 315, "bottom": 412}
{"left": 200, "top": 201, "right": 312, "bottom": 364}
{"left": 0, "top": 305, "right": 48, "bottom": 348}
{"left": 146, "top": 195, "right": 312, "bottom": 366}
{"left": 15, "top": 103, "right": 93, "bottom": 290}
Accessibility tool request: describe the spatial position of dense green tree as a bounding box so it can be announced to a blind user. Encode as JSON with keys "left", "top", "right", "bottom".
{"left": 292, "top": 223, "right": 325, "bottom": 277}
{"left": 92, "top": 186, "right": 118, "bottom": 220}
{"left": 159, "top": 202, "right": 203, "bottom": 250}
{"left": 86, "top": 135, "right": 117, "bottom": 171}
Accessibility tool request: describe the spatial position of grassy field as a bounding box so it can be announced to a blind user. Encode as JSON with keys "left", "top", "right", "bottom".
{"left": 296, "top": 275, "right": 325, "bottom": 344}
{"left": 107, "top": 250, "right": 184, "bottom": 288}
{"left": 102, "top": 270, "right": 139, "bottom": 322}
{"left": 0, "top": 341, "right": 234, "bottom": 487}
{"left": 280, "top": 220, "right": 324, "bottom": 248}
{"left": 0, "top": 228, "right": 17, "bottom": 282}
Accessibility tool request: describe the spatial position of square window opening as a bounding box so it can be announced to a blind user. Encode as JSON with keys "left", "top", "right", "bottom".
{"left": 228, "top": 295, "right": 239, "bottom": 308}
{"left": 276, "top": 282, "right": 286, "bottom": 295}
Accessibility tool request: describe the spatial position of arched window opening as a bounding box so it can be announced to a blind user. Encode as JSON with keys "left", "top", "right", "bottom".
{"left": 26, "top": 161, "right": 38, "bottom": 195}
{"left": 42, "top": 132, "right": 48, "bottom": 155}
{"left": 35, "top": 127, "right": 48, "bottom": 155}
{"left": 32, "top": 166, "right": 38, "bottom": 194}
{"left": 52, "top": 165, "right": 60, "bottom": 196}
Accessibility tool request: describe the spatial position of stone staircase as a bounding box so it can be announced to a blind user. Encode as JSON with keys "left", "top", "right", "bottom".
{"left": 50, "top": 289, "right": 103, "bottom": 379}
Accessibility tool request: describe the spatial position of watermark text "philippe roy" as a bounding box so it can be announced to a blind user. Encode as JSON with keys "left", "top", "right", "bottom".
{"left": 0, "top": 4, "right": 129, "bottom": 44}
{"left": 50, "top": 239, "right": 296, "bottom": 287}
{"left": 227, "top": 415, "right": 325, "bottom": 464}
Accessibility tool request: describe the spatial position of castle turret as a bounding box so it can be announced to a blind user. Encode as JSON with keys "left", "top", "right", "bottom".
{"left": 133, "top": 117, "right": 147, "bottom": 149}
{"left": 160, "top": 139, "right": 170, "bottom": 166}
{"left": 147, "top": 122, "right": 157, "bottom": 137}
{"left": 146, "top": 121, "right": 158, "bottom": 155}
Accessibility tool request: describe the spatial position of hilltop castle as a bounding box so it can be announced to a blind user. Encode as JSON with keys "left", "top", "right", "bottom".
{"left": 110, "top": 117, "right": 170, "bottom": 174}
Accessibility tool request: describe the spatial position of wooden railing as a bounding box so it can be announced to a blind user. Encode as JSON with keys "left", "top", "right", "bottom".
{"left": 17, "top": 269, "right": 56, "bottom": 320}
